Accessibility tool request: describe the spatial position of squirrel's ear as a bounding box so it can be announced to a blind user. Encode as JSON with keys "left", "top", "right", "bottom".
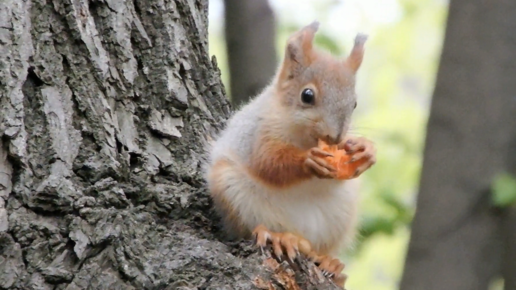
{"left": 279, "top": 21, "right": 319, "bottom": 79}
{"left": 344, "top": 34, "right": 367, "bottom": 73}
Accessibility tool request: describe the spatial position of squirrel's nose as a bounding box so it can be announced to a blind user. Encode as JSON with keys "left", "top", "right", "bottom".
{"left": 325, "top": 133, "right": 342, "bottom": 145}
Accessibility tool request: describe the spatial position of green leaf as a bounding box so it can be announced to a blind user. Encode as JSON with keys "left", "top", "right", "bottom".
{"left": 359, "top": 216, "right": 396, "bottom": 238}
{"left": 314, "top": 33, "right": 342, "bottom": 55}
{"left": 491, "top": 173, "right": 516, "bottom": 207}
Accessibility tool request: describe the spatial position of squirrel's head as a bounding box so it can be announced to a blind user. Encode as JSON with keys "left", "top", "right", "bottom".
{"left": 273, "top": 21, "right": 367, "bottom": 148}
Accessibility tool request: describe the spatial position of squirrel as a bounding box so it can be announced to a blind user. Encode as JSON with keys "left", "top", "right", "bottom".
{"left": 205, "top": 21, "right": 376, "bottom": 287}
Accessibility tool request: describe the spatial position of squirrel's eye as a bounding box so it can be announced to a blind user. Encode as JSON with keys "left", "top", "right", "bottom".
{"left": 301, "top": 88, "right": 315, "bottom": 105}
{"left": 354, "top": 101, "right": 357, "bottom": 109}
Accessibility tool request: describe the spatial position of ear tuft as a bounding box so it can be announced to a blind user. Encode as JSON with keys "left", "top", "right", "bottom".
{"left": 305, "top": 21, "right": 320, "bottom": 34}
{"left": 344, "top": 33, "right": 368, "bottom": 73}
{"left": 279, "top": 21, "right": 320, "bottom": 80}
{"left": 354, "top": 33, "right": 368, "bottom": 46}
{"left": 286, "top": 21, "right": 320, "bottom": 63}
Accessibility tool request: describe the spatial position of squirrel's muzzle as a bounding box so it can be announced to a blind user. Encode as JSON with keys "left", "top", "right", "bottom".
{"left": 323, "top": 132, "right": 343, "bottom": 145}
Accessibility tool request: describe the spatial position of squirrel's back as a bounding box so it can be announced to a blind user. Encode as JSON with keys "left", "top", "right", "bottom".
{"left": 209, "top": 86, "right": 274, "bottom": 166}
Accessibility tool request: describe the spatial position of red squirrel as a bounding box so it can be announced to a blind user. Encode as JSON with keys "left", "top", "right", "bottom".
{"left": 205, "top": 21, "right": 376, "bottom": 287}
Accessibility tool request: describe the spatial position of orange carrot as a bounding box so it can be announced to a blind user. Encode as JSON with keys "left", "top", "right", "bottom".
{"left": 318, "top": 139, "right": 367, "bottom": 180}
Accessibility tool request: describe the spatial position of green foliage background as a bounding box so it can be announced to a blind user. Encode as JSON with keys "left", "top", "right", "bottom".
{"left": 208, "top": 0, "right": 448, "bottom": 289}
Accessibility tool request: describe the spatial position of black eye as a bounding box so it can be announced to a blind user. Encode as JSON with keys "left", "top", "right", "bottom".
{"left": 354, "top": 101, "right": 357, "bottom": 109}
{"left": 301, "top": 88, "right": 315, "bottom": 105}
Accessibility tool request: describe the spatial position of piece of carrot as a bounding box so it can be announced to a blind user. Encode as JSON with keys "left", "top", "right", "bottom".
{"left": 318, "top": 139, "right": 367, "bottom": 180}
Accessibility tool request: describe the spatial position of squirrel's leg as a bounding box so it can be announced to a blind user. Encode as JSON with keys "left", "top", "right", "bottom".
{"left": 252, "top": 225, "right": 313, "bottom": 262}
{"left": 207, "top": 158, "right": 249, "bottom": 238}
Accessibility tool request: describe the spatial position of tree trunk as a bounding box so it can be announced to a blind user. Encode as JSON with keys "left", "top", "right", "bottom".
{"left": 502, "top": 209, "right": 516, "bottom": 289}
{"left": 0, "top": 0, "right": 340, "bottom": 289}
{"left": 223, "top": 0, "right": 277, "bottom": 108}
{"left": 400, "top": 1, "right": 516, "bottom": 290}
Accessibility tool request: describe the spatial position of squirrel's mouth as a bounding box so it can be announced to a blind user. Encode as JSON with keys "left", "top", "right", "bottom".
{"left": 320, "top": 135, "right": 340, "bottom": 146}
{"left": 305, "top": 133, "right": 319, "bottom": 148}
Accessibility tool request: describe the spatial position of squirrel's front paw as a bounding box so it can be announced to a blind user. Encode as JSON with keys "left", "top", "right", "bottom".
{"left": 303, "top": 148, "right": 337, "bottom": 179}
{"left": 339, "top": 136, "right": 376, "bottom": 178}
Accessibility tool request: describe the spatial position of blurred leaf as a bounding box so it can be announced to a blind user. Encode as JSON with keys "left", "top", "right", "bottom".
{"left": 349, "top": 215, "right": 397, "bottom": 256}
{"left": 380, "top": 193, "right": 413, "bottom": 222}
{"left": 488, "top": 277, "right": 505, "bottom": 290}
{"left": 360, "top": 216, "right": 396, "bottom": 237}
{"left": 277, "top": 24, "right": 343, "bottom": 55}
{"left": 491, "top": 173, "right": 516, "bottom": 207}
{"left": 358, "top": 194, "right": 412, "bottom": 240}
{"left": 314, "top": 33, "right": 342, "bottom": 54}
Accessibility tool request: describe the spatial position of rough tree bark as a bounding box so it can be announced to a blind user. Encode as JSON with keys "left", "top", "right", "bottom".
{"left": 0, "top": 0, "right": 340, "bottom": 289}
{"left": 400, "top": 1, "right": 516, "bottom": 290}
{"left": 223, "top": 0, "right": 277, "bottom": 108}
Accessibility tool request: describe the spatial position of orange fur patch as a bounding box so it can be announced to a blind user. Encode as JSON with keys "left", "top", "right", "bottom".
{"left": 249, "top": 136, "right": 310, "bottom": 188}
{"left": 208, "top": 159, "right": 250, "bottom": 238}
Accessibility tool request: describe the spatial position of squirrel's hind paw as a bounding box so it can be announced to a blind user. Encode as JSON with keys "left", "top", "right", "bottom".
{"left": 312, "top": 254, "right": 347, "bottom": 288}
{"left": 252, "top": 225, "right": 313, "bottom": 262}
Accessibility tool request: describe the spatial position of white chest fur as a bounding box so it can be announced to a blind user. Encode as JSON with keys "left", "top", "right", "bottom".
{"left": 224, "top": 171, "right": 360, "bottom": 255}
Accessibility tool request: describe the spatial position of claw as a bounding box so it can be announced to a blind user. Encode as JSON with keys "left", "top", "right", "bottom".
{"left": 313, "top": 255, "right": 347, "bottom": 288}
{"left": 294, "top": 255, "right": 303, "bottom": 265}
{"left": 251, "top": 225, "right": 313, "bottom": 264}
{"left": 287, "top": 256, "right": 295, "bottom": 265}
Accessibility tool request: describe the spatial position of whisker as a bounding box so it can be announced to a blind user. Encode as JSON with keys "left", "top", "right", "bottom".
{"left": 347, "top": 127, "right": 383, "bottom": 134}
